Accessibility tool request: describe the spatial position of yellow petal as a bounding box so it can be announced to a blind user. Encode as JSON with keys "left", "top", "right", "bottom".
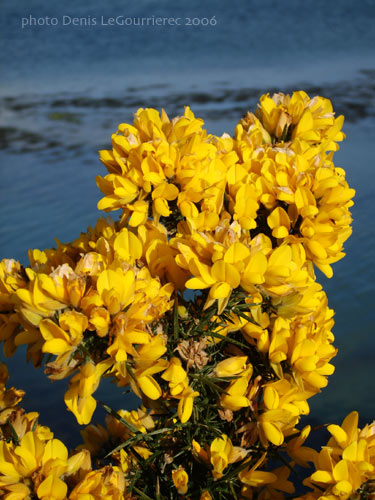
{"left": 327, "top": 424, "right": 348, "bottom": 447}
{"left": 211, "top": 261, "right": 240, "bottom": 288}
{"left": 215, "top": 356, "right": 248, "bottom": 377}
{"left": 114, "top": 229, "right": 143, "bottom": 262}
{"left": 138, "top": 375, "right": 162, "bottom": 400}
{"left": 262, "top": 422, "right": 284, "bottom": 446}
{"left": 37, "top": 475, "right": 68, "bottom": 500}
{"left": 239, "top": 469, "right": 277, "bottom": 486}
{"left": 224, "top": 243, "right": 250, "bottom": 264}
{"left": 310, "top": 470, "right": 333, "bottom": 484}
{"left": 332, "top": 460, "right": 348, "bottom": 482}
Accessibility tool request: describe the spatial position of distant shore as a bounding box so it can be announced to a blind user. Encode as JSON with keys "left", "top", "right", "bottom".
{"left": 1, "top": 69, "right": 374, "bottom": 155}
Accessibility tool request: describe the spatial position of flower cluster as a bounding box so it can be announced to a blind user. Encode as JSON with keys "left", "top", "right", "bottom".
{"left": 0, "top": 221, "right": 173, "bottom": 425}
{"left": 0, "top": 362, "right": 128, "bottom": 500}
{"left": 0, "top": 92, "right": 366, "bottom": 500}
{"left": 298, "top": 411, "right": 375, "bottom": 500}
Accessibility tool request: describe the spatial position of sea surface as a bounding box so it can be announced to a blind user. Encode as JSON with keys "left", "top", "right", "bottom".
{"left": 0, "top": 0, "right": 374, "bottom": 447}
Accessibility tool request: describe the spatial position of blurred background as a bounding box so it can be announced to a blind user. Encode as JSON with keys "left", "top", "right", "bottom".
{"left": 0, "top": 0, "right": 374, "bottom": 447}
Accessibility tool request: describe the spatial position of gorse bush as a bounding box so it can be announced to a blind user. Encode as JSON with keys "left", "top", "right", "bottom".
{"left": 1, "top": 91, "right": 373, "bottom": 500}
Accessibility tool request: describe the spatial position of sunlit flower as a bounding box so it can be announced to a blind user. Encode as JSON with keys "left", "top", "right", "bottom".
{"left": 303, "top": 411, "right": 375, "bottom": 500}
{"left": 209, "top": 434, "right": 247, "bottom": 479}
{"left": 64, "top": 359, "right": 112, "bottom": 425}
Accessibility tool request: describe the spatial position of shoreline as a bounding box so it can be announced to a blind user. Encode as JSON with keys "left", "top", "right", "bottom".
{"left": 0, "top": 68, "right": 374, "bottom": 154}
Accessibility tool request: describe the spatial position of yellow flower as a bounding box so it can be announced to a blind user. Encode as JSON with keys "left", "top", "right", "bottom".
{"left": 88, "top": 306, "right": 111, "bottom": 337}
{"left": 259, "top": 378, "right": 311, "bottom": 446}
{"left": 152, "top": 182, "right": 179, "bottom": 219}
{"left": 134, "top": 359, "right": 168, "bottom": 401}
{"left": 200, "top": 491, "right": 213, "bottom": 500}
{"left": 210, "top": 434, "right": 233, "bottom": 479}
{"left": 64, "top": 359, "right": 112, "bottom": 425}
{"left": 127, "top": 200, "right": 149, "bottom": 227}
{"left": 0, "top": 259, "right": 27, "bottom": 311}
{"left": 286, "top": 426, "right": 318, "bottom": 467}
{"left": 186, "top": 256, "right": 240, "bottom": 314}
{"left": 214, "top": 356, "right": 248, "bottom": 377}
{"left": 209, "top": 434, "right": 247, "bottom": 479}
{"left": 96, "top": 106, "right": 218, "bottom": 225}
{"left": 239, "top": 453, "right": 277, "bottom": 488}
{"left": 233, "top": 104, "right": 354, "bottom": 278}
{"left": 261, "top": 288, "right": 337, "bottom": 392}
{"left": 37, "top": 474, "right": 68, "bottom": 500}
{"left": 303, "top": 411, "right": 375, "bottom": 500}
{"left": 310, "top": 457, "right": 356, "bottom": 498}
{"left": 113, "top": 228, "right": 143, "bottom": 263}
{"left": 192, "top": 439, "right": 210, "bottom": 463}
{"left": 39, "top": 310, "right": 87, "bottom": 356}
{"left": 252, "top": 91, "right": 346, "bottom": 151}
{"left": 256, "top": 464, "right": 295, "bottom": 498}
{"left": 162, "top": 356, "right": 190, "bottom": 401}
{"left": 172, "top": 466, "right": 189, "bottom": 495}
{"left": 0, "top": 428, "right": 73, "bottom": 500}
{"left": 0, "top": 363, "right": 25, "bottom": 424}
{"left": 69, "top": 466, "right": 126, "bottom": 500}
{"left": 162, "top": 357, "right": 188, "bottom": 387}
{"left": 96, "top": 268, "right": 135, "bottom": 315}
{"left": 230, "top": 182, "right": 259, "bottom": 230}
{"left": 138, "top": 221, "right": 189, "bottom": 290}
{"left": 129, "top": 335, "right": 168, "bottom": 400}
{"left": 267, "top": 206, "right": 291, "bottom": 238}
{"left": 96, "top": 174, "right": 139, "bottom": 211}
{"left": 177, "top": 386, "right": 200, "bottom": 423}
{"left": 180, "top": 232, "right": 269, "bottom": 314}
{"left": 80, "top": 423, "right": 109, "bottom": 455}
{"left": 15, "top": 268, "right": 70, "bottom": 326}
{"left": 220, "top": 365, "right": 253, "bottom": 412}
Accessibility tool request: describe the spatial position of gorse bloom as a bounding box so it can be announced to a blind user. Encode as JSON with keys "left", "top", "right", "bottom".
{"left": 298, "top": 412, "right": 375, "bottom": 500}
{"left": 0, "top": 362, "right": 24, "bottom": 424}
{"left": 0, "top": 368, "right": 128, "bottom": 500}
{"left": 96, "top": 107, "right": 237, "bottom": 228}
{"left": 0, "top": 92, "right": 361, "bottom": 499}
{"left": 172, "top": 466, "right": 189, "bottom": 494}
{"left": 0, "top": 219, "right": 174, "bottom": 424}
{"left": 209, "top": 434, "right": 247, "bottom": 479}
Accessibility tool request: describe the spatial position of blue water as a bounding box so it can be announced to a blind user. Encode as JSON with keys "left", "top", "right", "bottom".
{"left": 0, "top": 0, "right": 374, "bottom": 447}
{"left": 1, "top": 0, "right": 375, "bottom": 94}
